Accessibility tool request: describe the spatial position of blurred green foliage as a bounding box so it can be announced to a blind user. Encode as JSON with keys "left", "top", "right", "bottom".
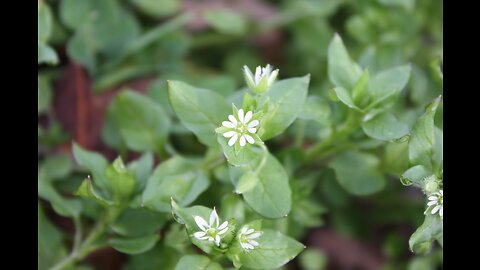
{"left": 38, "top": 0, "right": 442, "bottom": 269}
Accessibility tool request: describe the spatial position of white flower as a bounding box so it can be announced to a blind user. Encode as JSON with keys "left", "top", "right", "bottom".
{"left": 192, "top": 207, "right": 229, "bottom": 246}
{"left": 425, "top": 190, "right": 443, "bottom": 219}
{"left": 238, "top": 226, "right": 262, "bottom": 250}
{"left": 243, "top": 64, "right": 279, "bottom": 94}
{"left": 222, "top": 108, "right": 259, "bottom": 147}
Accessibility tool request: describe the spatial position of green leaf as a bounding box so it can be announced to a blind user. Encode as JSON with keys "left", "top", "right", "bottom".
{"left": 409, "top": 96, "right": 442, "bottom": 171}
{"left": 128, "top": 153, "right": 154, "bottom": 192}
{"left": 124, "top": 243, "right": 180, "bottom": 270}
{"left": 109, "top": 234, "right": 160, "bottom": 255}
{"left": 330, "top": 151, "right": 386, "bottom": 196}
{"left": 75, "top": 178, "right": 113, "bottom": 207}
{"left": 66, "top": 25, "right": 97, "bottom": 73}
{"left": 328, "top": 34, "right": 362, "bottom": 90}
{"left": 175, "top": 255, "right": 223, "bottom": 270}
{"left": 168, "top": 80, "right": 230, "bottom": 148}
{"left": 367, "top": 65, "right": 411, "bottom": 109}
{"left": 72, "top": 143, "right": 109, "bottom": 191}
{"left": 409, "top": 215, "right": 443, "bottom": 253}
{"left": 217, "top": 135, "right": 261, "bottom": 167}
{"left": 111, "top": 208, "right": 166, "bottom": 237}
{"left": 432, "top": 127, "right": 443, "bottom": 176}
{"left": 59, "top": 0, "right": 104, "bottom": 30}
{"left": 235, "top": 171, "right": 260, "bottom": 194}
{"left": 38, "top": 75, "right": 52, "bottom": 114}
{"left": 38, "top": 1, "right": 52, "bottom": 43}
{"left": 362, "top": 113, "right": 409, "bottom": 141}
{"left": 227, "top": 229, "right": 304, "bottom": 269}
{"left": 230, "top": 153, "right": 292, "bottom": 218}
{"left": 38, "top": 43, "right": 58, "bottom": 65}
{"left": 298, "top": 96, "right": 332, "bottom": 125}
{"left": 104, "top": 157, "right": 136, "bottom": 202}
{"left": 400, "top": 165, "right": 431, "bottom": 187}
{"left": 352, "top": 70, "right": 370, "bottom": 107}
{"left": 130, "top": 0, "right": 180, "bottom": 18}
{"left": 38, "top": 156, "right": 82, "bottom": 218}
{"left": 39, "top": 155, "right": 72, "bottom": 181}
{"left": 38, "top": 203, "right": 68, "bottom": 270}
{"left": 202, "top": 9, "right": 248, "bottom": 35}
{"left": 109, "top": 90, "right": 171, "bottom": 153}
{"left": 143, "top": 156, "right": 210, "bottom": 212}
{"left": 259, "top": 76, "right": 310, "bottom": 140}
{"left": 332, "top": 87, "right": 361, "bottom": 111}
{"left": 38, "top": 176, "right": 82, "bottom": 218}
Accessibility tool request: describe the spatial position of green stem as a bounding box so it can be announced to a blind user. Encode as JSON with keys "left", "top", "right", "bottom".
{"left": 49, "top": 214, "right": 110, "bottom": 270}
{"left": 72, "top": 217, "right": 82, "bottom": 253}
{"left": 305, "top": 110, "right": 361, "bottom": 161}
{"left": 255, "top": 143, "right": 269, "bottom": 174}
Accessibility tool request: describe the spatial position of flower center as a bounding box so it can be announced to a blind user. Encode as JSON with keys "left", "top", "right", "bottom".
{"left": 236, "top": 123, "right": 247, "bottom": 134}
{"left": 206, "top": 228, "right": 218, "bottom": 238}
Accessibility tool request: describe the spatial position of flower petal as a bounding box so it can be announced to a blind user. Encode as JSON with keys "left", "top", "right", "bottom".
{"left": 239, "top": 135, "right": 246, "bottom": 147}
{"left": 243, "top": 66, "right": 254, "bottom": 85}
{"left": 215, "top": 235, "right": 221, "bottom": 246}
{"left": 255, "top": 66, "right": 262, "bottom": 84}
{"left": 246, "top": 228, "right": 254, "bottom": 234}
{"left": 247, "top": 127, "right": 257, "bottom": 134}
{"left": 439, "top": 207, "right": 443, "bottom": 217}
{"left": 194, "top": 216, "right": 208, "bottom": 231}
{"left": 248, "top": 240, "right": 259, "bottom": 246}
{"left": 428, "top": 196, "right": 438, "bottom": 201}
{"left": 248, "top": 120, "right": 259, "bottom": 128}
{"left": 222, "top": 121, "right": 236, "bottom": 128}
{"left": 244, "top": 111, "right": 253, "bottom": 123}
{"left": 209, "top": 207, "right": 219, "bottom": 227}
{"left": 218, "top": 221, "right": 228, "bottom": 230}
{"left": 240, "top": 227, "right": 248, "bottom": 234}
{"left": 247, "top": 232, "right": 262, "bottom": 239}
{"left": 427, "top": 201, "right": 437, "bottom": 206}
{"left": 240, "top": 241, "right": 247, "bottom": 249}
{"left": 243, "top": 243, "right": 254, "bottom": 250}
{"left": 228, "top": 115, "right": 237, "bottom": 125}
{"left": 223, "top": 131, "right": 237, "bottom": 138}
{"left": 193, "top": 231, "right": 207, "bottom": 239}
{"left": 431, "top": 205, "right": 440, "bottom": 214}
{"left": 268, "top": 69, "right": 279, "bottom": 86}
{"left": 228, "top": 134, "right": 238, "bottom": 146}
{"left": 208, "top": 236, "right": 214, "bottom": 242}
{"left": 244, "top": 134, "right": 255, "bottom": 144}
{"left": 238, "top": 109, "right": 245, "bottom": 123}
{"left": 218, "top": 226, "right": 229, "bottom": 235}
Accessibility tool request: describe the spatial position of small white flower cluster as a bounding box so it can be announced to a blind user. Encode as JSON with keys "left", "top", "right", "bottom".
{"left": 243, "top": 64, "right": 279, "bottom": 94}
{"left": 193, "top": 208, "right": 262, "bottom": 250}
{"left": 237, "top": 226, "right": 262, "bottom": 250}
{"left": 222, "top": 109, "right": 259, "bottom": 147}
{"left": 425, "top": 189, "right": 443, "bottom": 219}
{"left": 192, "top": 207, "right": 229, "bottom": 246}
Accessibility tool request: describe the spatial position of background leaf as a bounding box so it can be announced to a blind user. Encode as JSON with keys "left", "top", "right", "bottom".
{"left": 259, "top": 76, "right": 310, "bottom": 140}
{"left": 109, "top": 90, "right": 171, "bottom": 154}
{"left": 328, "top": 34, "right": 362, "bottom": 90}
{"left": 362, "top": 112, "right": 409, "bottom": 141}
{"left": 330, "top": 151, "right": 386, "bottom": 196}
{"left": 109, "top": 234, "right": 160, "bottom": 255}
{"left": 175, "top": 255, "right": 223, "bottom": 270}
{"left": 143, "top": 156, "right": 210, "bottom": 212}
{"left": 168, "top": 81, "right": 230, "bottom": 148}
